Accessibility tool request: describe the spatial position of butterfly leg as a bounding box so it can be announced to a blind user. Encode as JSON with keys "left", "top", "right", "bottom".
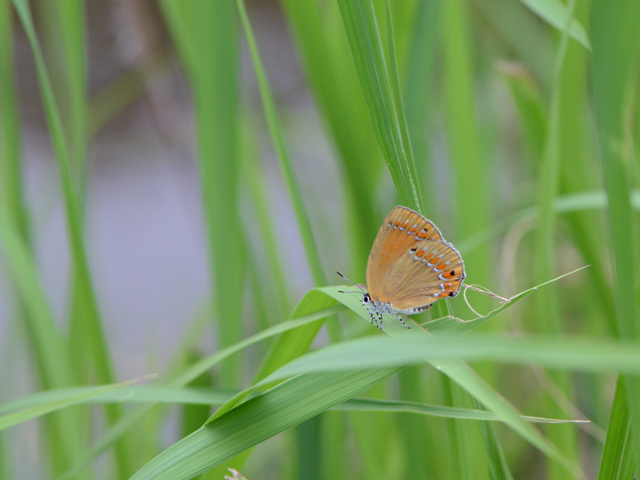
{"left": 396, "top": 314, "right": 410, "bottom": 329}
{"left": 376, "top": 311, "right": 384, "bottom": 330}
{"left": 365, "top": 306, "right": 380, "bottom": 328}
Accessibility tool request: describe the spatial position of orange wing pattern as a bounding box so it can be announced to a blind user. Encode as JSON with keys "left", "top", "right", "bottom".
{"left": 366, "top": 206, "right": 465, "bottom": 312}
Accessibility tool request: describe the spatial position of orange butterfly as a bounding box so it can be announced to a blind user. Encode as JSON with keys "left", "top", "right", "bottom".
{"left": 340, "top": 206, "right": 465, "bottom": 329}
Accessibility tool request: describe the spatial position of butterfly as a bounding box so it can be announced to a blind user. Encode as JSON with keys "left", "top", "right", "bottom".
{"left": 339, "top": 206, "right": 465, "bottom": 329}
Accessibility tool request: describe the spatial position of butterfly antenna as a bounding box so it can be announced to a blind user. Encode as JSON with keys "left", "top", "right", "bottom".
{"left": 336, "top": 271, "right": 367, "bottom": 295}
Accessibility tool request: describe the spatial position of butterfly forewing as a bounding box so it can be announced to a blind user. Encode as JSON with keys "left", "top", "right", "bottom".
{"left": 366, "top": 206, "right": 464, "bottom": 311}
{"left": 366, "top": 207, "right": 443, "bottom": 295}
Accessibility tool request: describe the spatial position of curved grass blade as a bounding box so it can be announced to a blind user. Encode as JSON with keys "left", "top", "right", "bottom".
{"left": 423, "top": 266, "right": 589, "bottom": 335}
{"left": 518, "top": 0, "right": 590, "bottom": 49}
{"left": 261, "top": 334, "right": 640, "bottom": 380}
{"left": 129, "top": 368, "right": 404, "bottom": 480}
{"left": 0, "top": 380, "right": 140, "bottom": 432}
{"left": 131, "top": 285, "right": 580, "bottom": 478}
{"left": 57, "top": 304, "right": 342, "bottom": 479}
{"left": 2, "top": 385, "right": 583, "bottom": 425}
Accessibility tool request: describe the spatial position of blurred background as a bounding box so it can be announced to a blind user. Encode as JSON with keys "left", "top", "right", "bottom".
{"left": 2, "top": 0, "right": 323, "bottom": 379}
{"left": 1, "top": 0, "right": 639, "bottom": 478}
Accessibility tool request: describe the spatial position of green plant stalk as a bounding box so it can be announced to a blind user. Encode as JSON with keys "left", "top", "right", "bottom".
{"left": 403, "top": 0, "right": 441, "bottom": 217}
{"left": 534, "top": 0, "right": 580, "bottom": 477}
{"left": 195, "top": 1, "right": 245, "bottom": 388}
{"left": 591, "top": 0, "right": 640, "bottom": 467}
{"left": 442, "top": 375, "right": 473, "bottom": 480}
{"left": 0, "top": 0, "right": 28, "bottom": 240}
{"left": 279, "top": 0, "right": 382, "bottom": 274}
{"left": 442, "top": 0, "right": 491, "bottom": 317}
{"left": 50, "top": 0, "right": 87, "bottom": 183}
{"left": 236, "top": 0, "right": 344, "bottom": 379}
{"left": 11, "top": 0, "right": 131, "bottom": 475}
{"left": 337, "top": 0, "right": 423, "bottom": 212}
{"left": 156, "top": 0, "right": 247, "bottom": 391}
{"left": 398, "top": 366, "right": 431, "bottom": 478}
{"left": 474, "top": 397, "right": 515, "bottom": 480}
{"left": 11, "top": 0, "right": 116, "bottom": 395}
{"left": 236, "top": 0, "right": 326, "bottom": 289}
{"left": 0, "top": 208, "right": 86, "bottom": 474}
{"left": 236, "top": 1, "right": 347, "bottom": 470}
{"left": 241, "top": 119, "right": 292, "bottom": 321}
{"left": 597, "top": 378, "right": 635, "bottom": 480}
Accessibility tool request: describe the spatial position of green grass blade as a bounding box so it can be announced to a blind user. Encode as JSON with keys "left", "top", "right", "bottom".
{"left": 0, "top": 201, "right": 85, "bottom": 473}
{"left": 11, "top": 0, "right": 132, "bottom": 474}
{"left": 263, "top": 334, "right": 640, "bottom": 378}
{"left": 129, "top": 369, "right": 404, "bottom": 480}
{"left": 591, "top": 0, "right": 640, "bottom": 465}
{"left": 57, "top": 304, "right": 343, "bottom": 479}
{"left": 597, "top": 378, "right": 635, "bottom": 480}
{"left": 256, "top": 288, "right": 580, "bottom": 474}
{"left": 0, "top": 381, "right": 135, "bottom": 432}
{"left": 499, "top": 62, "right": 547, "bottom": 160}
{"left": 241, "top": 123, "right": 292, "bottom": 322}
{"left": 475, "top": 398, "right": 515, "bottom": 480}
{"left": 2, "top": 383, "right": 584, "bottom": 425}
{"left": 162, "top": 0, "right": 246, "bottom": 387}
{"left": 279, "top": 0, "right": 382, "bottom": 272}
{"left": 441, "top": 376, "right": 474, "bottom": 480}
{"left": 518, "top": 0, "right": 590, "bottom": 49}
{"left": 235, "top": 0, "right": 325, "bottom": 288}
{"left": 442, "top": 0, "right": 491, "bottom": 317}
{"left": 51, "top": 0, "right": 87, "bottom": 181}
{"left": 533, "top": 1, "right": 580, "bottom": 475}
{"left": 11, "top": 0, "right": 116, "bottom": 387}
{"left": 336, "top": 0, "right": 422, "bottom": 210}
{"left": 403, "top": 0, "right": 441, "bottom": 215}
{"left": 0, "top": 0, "right": 28, "bottom": 240}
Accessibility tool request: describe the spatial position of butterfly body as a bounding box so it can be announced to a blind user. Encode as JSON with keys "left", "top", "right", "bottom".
{"left": 359, "top": 206, "right": 465, "bottom": 329}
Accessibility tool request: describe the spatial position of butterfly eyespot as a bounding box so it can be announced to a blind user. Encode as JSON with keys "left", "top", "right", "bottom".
{"left": 449, "top": 292, "right": 454, "bottom": 297}
{"left": 450, "top": 270, "right": 455, "bottom": 276}
{"left": 409, "top": 247, "right": 417, "bottom": 254}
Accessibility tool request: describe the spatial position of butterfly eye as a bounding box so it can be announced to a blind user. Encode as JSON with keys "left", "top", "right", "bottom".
{"left": 363, "top": 294, "right": 370, "bottom": 304}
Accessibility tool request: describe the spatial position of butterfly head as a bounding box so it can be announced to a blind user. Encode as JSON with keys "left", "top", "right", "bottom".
{"left": 336, "top": 272, "right": 409, "bottom": 330}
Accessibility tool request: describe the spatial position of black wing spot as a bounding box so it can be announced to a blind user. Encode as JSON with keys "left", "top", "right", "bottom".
{"left": 449, "top": 292, "right": 454, "bottom": 297}
{"left": 409, "top": 247, "right": 417, "bottom": 254}
{"left": 450, "top": 270, "right": 455, "bottom": 276}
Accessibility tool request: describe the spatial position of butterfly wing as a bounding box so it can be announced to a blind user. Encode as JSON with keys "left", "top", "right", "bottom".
{"left": 380, "top": 239, "right": 465, "bottom": 311}
{"left": 366, "top": 206, "right": 464, "bottom": 311}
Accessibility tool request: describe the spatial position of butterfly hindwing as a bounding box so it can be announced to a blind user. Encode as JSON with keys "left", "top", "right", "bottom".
{"left": 381, "top": 239, "right": 465, "bottom": 311}
{"left": 366, "top": 206, "right": 464, "bottom": 311}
